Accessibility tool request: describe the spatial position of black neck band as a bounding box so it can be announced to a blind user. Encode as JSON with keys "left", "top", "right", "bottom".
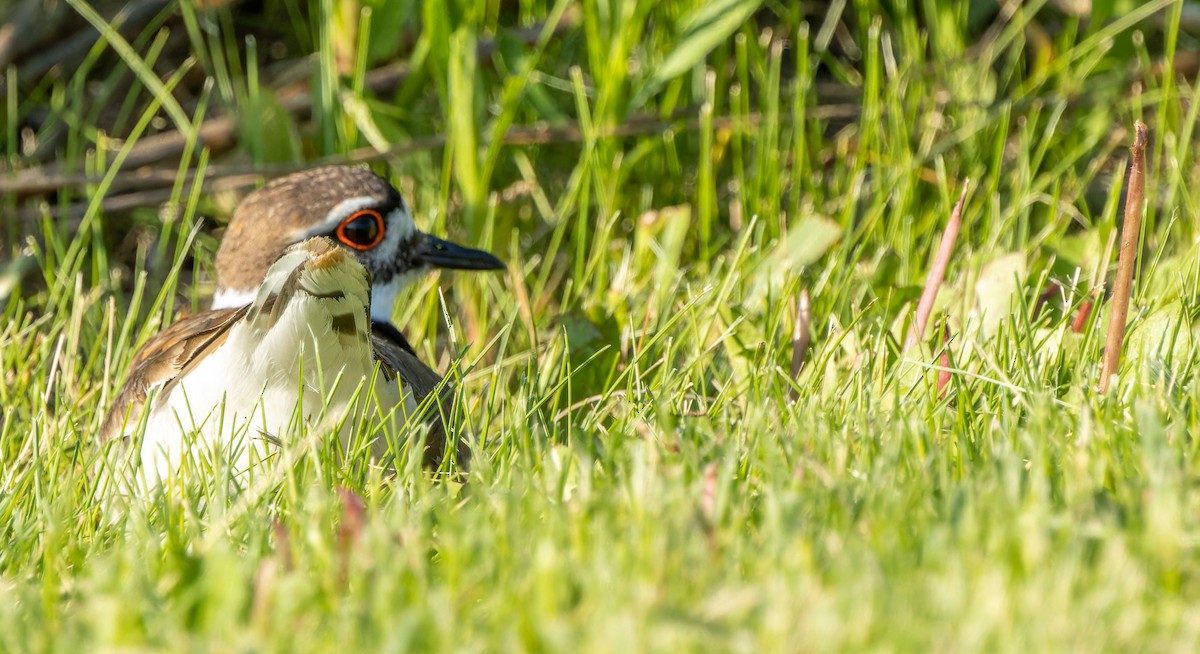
{"left": 371, "top": 320, "right": 416, "bottom": 356}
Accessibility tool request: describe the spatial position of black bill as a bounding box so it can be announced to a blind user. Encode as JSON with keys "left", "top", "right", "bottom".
{"left": 415, "top": 233, "right": 505, "bottom": 270}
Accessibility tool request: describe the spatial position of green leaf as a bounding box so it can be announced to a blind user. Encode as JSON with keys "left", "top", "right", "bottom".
{"left": 972, "top": 252, "right": 1027, "bottom": 341}
{"left": 557, "top": 310, "right": 621, "bottom": 411}
{"left": 364, "top": 0, "right": 418, "bottom": 65}
{"left": 774, "top": 215, "right": 842, "bottom": 266}
{"left": 239, "top": 90, "right": 302, "bottom": 163}
{"left": 1127, "top": 305, "right": 1193, "bottom": 368}
{"left": 1046, "top": 229, "right": 1104, "bottom": 279}
{"left": 633, "top": 0, "right": 765, "bottom": 108}
{"left": 745, "top": 215, "right": 840, "bottom": 310}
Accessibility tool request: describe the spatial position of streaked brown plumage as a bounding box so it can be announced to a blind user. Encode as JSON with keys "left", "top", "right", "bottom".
{"left": 100, "top": 166, "right": 501, "bottom": 473}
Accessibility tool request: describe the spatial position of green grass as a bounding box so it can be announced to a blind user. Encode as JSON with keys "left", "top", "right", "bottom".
{"left": 4, "top": 0, "right": 1200, "bottom": 650}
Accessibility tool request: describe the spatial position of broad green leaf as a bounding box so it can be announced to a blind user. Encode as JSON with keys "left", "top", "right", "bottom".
{"left": 1140, "top": 242, "right": 1200, "bottom": 309}
{"left": 1127, "top": 305, "right": 1193, "bottom": 368}
{"left": 972, "top": 252, "right": 1027, "bottom": 341}
{"left": 747, "top": 215, "right": 841, "bottom": 307}
{"left": 1047, "top": 229, "right": 1104, "bottom": 279}
{"left": 633, "top": 0, "right": 765, "bottom": 107}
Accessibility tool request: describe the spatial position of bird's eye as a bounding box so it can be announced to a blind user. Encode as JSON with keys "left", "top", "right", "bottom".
{"left": 336, "top": 209, "right": 385, "bottom": 250}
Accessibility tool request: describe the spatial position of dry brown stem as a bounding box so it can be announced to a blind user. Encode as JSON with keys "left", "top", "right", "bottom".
{"left": 905, "top": 179, "right": 970, "bottom": 353}
{"left": 1098, "top": 121, "right": 1148, "bottom": 395}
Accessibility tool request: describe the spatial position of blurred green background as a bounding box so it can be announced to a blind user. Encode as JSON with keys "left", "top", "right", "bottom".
{"left": 4, "top": 1, "right": 1200, "bottom": 651}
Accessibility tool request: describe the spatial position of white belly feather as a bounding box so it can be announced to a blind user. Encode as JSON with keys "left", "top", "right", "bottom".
{"left": 134, "top": 240, "right": 416, "bottom": 487}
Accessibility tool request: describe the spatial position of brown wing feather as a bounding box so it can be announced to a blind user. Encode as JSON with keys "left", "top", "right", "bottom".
{"left": 370, "top": 332, "right": 467, "bottom": 469}
{"left": 99, "top": 307, "right": 248, "bottom": 443}
{"left": 100, "top": 306, "right": 466, "bottom": 469}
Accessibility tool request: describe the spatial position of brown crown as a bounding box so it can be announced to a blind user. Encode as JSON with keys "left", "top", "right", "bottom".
{"left": 214, "top": 166, "right": 401, "bottom": 291}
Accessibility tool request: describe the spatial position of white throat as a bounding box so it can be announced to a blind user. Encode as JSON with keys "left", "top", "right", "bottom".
{"left": 370, "top": 276, "right": 402, "bottom": 323}
{"left": 217, "top": 278, "right": 412, "bottom": 322}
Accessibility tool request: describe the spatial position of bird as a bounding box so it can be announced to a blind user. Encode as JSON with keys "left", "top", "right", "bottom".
{"left": 99, "top": 165, "right": 504, "bottom": 486}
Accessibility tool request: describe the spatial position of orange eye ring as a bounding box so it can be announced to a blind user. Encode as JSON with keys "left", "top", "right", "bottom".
{"left": 336, "top": 209, "right": 385, "bottom": 250}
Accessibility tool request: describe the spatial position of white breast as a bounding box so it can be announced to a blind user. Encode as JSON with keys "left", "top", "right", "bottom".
{"left": 136, "top": 249, "right": 415, "bottom": 489}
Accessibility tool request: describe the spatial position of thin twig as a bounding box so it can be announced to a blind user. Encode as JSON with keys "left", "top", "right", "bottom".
{"left": 3, "top": 102, "right": 862, "bottom": 201}
{"left": 13, "top": 106, "right": 863, "bottom": 224}
{"left": 1, "top": 13, "right": 580, "bottom": 183}
{"left": 15, "top": 173, "right": 264, "bottom": 224}
{"left": 1098, "top": 120, "right": 1148, "bottom": 394}
{"left": 905, "top": 179, "right": 970, "bottom": 352}
{"left": 14, "top": 0, "right": 172, "bottom": 85}
{"left": 789, "top": 289, "right": 811, "bottom": 401}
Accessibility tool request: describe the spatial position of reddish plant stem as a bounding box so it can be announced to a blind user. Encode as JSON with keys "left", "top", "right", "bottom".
{"left": 1098, "top": 121, "right": 1148, "bottom": 394}
{"left": 1072, "top": 294, "right": 1095, "bottom": 334}
{"left": 271, "top": 519, "right": 293, "bottom": 570}
{"left": 936, "top": 322, "right": 953, "bottom": 399}
{"left": 790, "top": 289, "right": 812, "bottom": 401}
{"left": 905, "top": 179, "right": 970, "bottom": 352}
{"left": 1033, "top": 282, "right": 1061, "bottom": 319}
